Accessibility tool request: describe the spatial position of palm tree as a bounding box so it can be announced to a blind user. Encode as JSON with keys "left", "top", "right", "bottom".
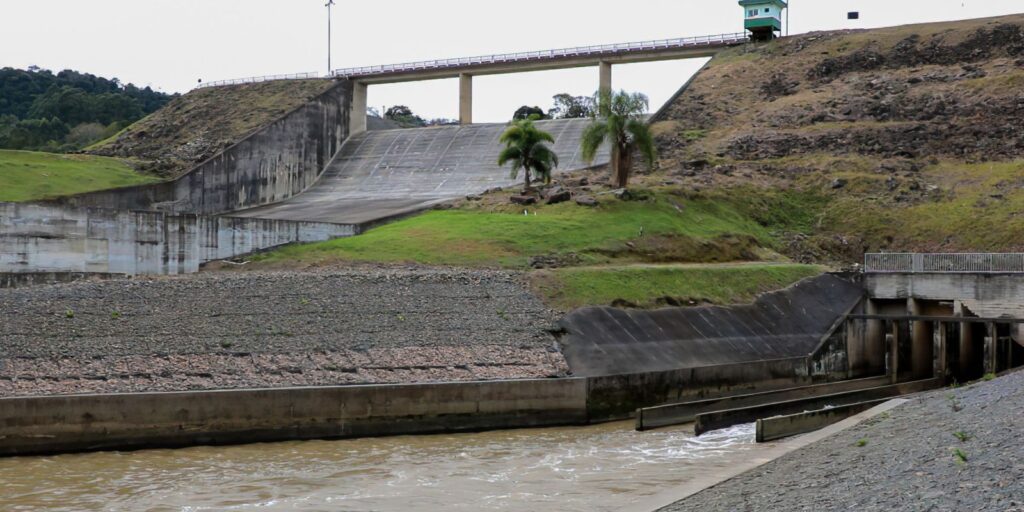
{"left": 580, "top": 90, "right": 657, "bottom": 189}
{"left": 498, "top": 115, "right": 559, "bottom": 190}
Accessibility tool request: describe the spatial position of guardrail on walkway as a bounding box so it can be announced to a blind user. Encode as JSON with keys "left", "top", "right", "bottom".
{"left": 196, "top": 72, "right": 320, "bottom": 89}
{"left": 331, "top": 32, "right": 749, "bottom": 78}
{"left": 864, "top": 253, "right": 1024, "bottom": 273}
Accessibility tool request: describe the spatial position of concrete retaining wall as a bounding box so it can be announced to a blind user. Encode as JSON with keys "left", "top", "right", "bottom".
{"left": 0, "top": 271, "right": 129, "bottom": 289}
{"left": 55, "top": 80, "right": 354, "bottom": 215}
{"left": 0, "top": 378, "right": 589, "bottom": 456}
{"left": 0, "top": 356, "right": 843, "bottom": 456}
{"left": 0, "top": 202, "right": 355, "bottom": 274}
{"left": 866, "top": 273, "right": 1024, "bottom": 302}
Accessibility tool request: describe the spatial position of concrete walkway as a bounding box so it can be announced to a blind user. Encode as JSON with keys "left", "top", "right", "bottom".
{"left": 232, "top": 119, "right": 609, "bottom": 225}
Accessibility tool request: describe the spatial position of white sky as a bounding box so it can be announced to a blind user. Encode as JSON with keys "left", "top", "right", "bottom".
{"left": 2, "top": 0, "right": 1022, "bottom": 122}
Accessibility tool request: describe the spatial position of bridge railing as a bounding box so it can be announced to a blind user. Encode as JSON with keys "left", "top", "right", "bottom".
{"left": 331, "top": 32, "right": 749, "bottom": 78}
{"left": 864, "top": 253, "right": 1024, "bottom": 273}
{"left": 196, "top": 72, "right": 320, "bottom": 89}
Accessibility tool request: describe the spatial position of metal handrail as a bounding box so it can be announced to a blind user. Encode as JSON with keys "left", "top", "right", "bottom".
{"left": 196, "top": 72, "right": 320, "bottom": 89}
{"left": 331, "top": 32, "right": 749, "bottom": 78}
{"left": 864, "top": 253, "right": 1024, "bottom": 273}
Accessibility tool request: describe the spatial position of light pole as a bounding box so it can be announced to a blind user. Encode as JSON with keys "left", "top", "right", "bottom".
{"left": 326, "top": 0, "right": 335, "bottom": 74}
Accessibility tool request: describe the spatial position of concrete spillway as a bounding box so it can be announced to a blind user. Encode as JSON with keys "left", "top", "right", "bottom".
{"left": 232, "top": 119, "right": 609, "bottom": 225}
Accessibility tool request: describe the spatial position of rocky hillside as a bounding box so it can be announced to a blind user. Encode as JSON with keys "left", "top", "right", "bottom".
{"left": 653, "top": 14, "right": 1024, "bottom": 261}
{"left": 88, "top": 79, "right": 336, "bottom": 178}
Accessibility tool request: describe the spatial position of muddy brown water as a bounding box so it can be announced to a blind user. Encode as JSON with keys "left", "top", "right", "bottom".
{"left": 0, "top": 422, "right": 771, "bottom": 511}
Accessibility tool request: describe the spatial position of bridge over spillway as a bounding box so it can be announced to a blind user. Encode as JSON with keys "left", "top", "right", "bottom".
{"left": 231, "top": 118, "right": 609, "bottom": 225}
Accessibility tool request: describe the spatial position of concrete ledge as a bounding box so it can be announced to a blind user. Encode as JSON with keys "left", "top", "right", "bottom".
{"left": 0, "top": 272, "right": 129, "bottom": 289}
{"left": 626, "top": 399, "right": 909, "bottom": 512}
{"left": 636, "top": 375, "right": 892, "bottom": 431}
{"left": 755, "top": 399, "right": 888, "bottom": 442}
{"left": 694, "top": 378, "right": 940, "bottom": 435}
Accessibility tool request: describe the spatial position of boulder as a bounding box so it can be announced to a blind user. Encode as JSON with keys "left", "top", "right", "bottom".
{"left": 575, "top": 195, "right": 598, "bottom": 207}
{"left": 510, "top": 195, "right": 537, "bottom": 205}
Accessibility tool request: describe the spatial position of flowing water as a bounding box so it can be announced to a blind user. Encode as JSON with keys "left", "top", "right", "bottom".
{"left": 0, "top": 422, "right": 768, "bottom": 511}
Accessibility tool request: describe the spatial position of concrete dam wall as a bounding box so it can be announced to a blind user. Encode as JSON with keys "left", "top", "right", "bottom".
{"left": 0, "top": 202, "right": 354, "bottom": 274}
{"left": 557, "top": 274, "right": 865, "bottom": 377}
{"left": 56, "top": 80, "right": 355, "bottom": 216}
{"left": 231, "top": 118, "right": 610, "bottom": 225}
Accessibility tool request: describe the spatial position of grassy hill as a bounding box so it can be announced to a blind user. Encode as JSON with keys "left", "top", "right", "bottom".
{"left": 651, "top": 13, "right": 1024, "bottom": 259}
{"left": 0, "top": 150, "right": 157, "bottom": 202}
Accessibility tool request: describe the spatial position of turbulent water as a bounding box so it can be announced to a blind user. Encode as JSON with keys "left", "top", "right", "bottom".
{"left": 0, "top": 422, "right": 766, "bottom": 511}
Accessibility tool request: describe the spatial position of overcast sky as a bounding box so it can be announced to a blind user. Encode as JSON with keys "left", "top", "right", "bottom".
{"left": 2, "top": 0, "right": 1022, "bottom": 122}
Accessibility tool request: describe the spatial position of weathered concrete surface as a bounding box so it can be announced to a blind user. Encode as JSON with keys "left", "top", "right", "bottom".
{"left": 0, "top": 377, "right": 589, "bottom": 456}
{"left": 661, "top": 370, "right": 1024, "bottom": 512}
{"left": 866, "top": 272, "right": 1024, "bottom": 302}
{"left": 755, "top": 399, "right": 886, "bottom": 442}
{"left": 0, "top": 202, "right": 354, "bottom": 274}
{"left": 0, "top": 268, "right": 567, "bottom": 396}
{"left": 693, "top": 378, "right": 941, "bottom": 435}
{"left": 0, "top": 272, "right": 128, "bottom": 289}
{"left": 58, "top": 80, "right": 354, "bottom": 215}
{"left": 636, "top": 375, "right": 893, "bottom": 431}
{"left": 231, "top": 118, "right": 610, "bottom": 224}
{"left": 558, "top": 274, "right": 864, "bottom": 377}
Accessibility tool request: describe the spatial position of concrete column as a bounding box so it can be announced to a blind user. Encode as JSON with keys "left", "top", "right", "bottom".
{"left": 350, "top": 81, "right": 368, "bottom": 135}
{"left": 864, "top": 300, "right": 886, "bottom": 376}
{"left": 908, "top": 299, "right": 934, "bottom": 380}
{"left": 935, "top": 322, "right": 948, "bottom": 381}
{"left": 599, "top": 61, "right": 612, "bottom": 96}
{"left": 889, "top": 321, "right": 900, "bottom": 384}
{"left": 459, "top": 73, "right": 473, "bottom": 125}
{"left": 984, "top": 322, "right": 997, "bottom": 375}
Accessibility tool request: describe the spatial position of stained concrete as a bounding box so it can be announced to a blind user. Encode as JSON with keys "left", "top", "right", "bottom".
{"left": 0, "top": 202, "right": 354, "bottom": 274}
{"left": 231, "top": 118, "right": 610, "bottom": 224}
{"left": 557, "top": 274, "right": 865, "bottom": 377}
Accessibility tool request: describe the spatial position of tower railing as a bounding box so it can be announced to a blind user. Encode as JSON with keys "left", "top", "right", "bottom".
{"left": 864, "top": 253, "right": 1024, "bottom": 273}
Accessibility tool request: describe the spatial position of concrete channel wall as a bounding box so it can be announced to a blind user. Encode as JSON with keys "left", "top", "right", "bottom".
{"left": 0, "top": 202, "right": 355, "bottom": 274}
{"left": 0, "top": 357, "right": 830, "bottom": 456}
{"left": 55, "top": 80, "right": 354, "bottom": 215}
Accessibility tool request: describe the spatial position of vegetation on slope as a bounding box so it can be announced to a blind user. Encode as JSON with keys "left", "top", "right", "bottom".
{"left": 250, "top": 189, "right": 808, "bottom": 269}
{"left": 528, "top": 263, "right": 823, "bottom": 310}
{"left": 89, "top": 79, "right": 336, "bottom": 178}
{"left": 0, "top": 67, "right": 173, "bottom": 153}
{"left": 650, "top": 14, "right": 1024, "bottom": 260}
{"left": 0, "top": 150, "right": 157, "bottom": 202}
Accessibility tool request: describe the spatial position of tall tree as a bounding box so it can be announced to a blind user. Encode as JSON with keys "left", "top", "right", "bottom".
{"left": 580, "top": 90, "right": 657, "bottom": 189}
{"left": 513, "top": 105, "right": 546, "bottom": 120}
{"left": 548, "top": 93, "right": 595, "bottom": 119}
{"left": 498, "top": 116, "right": 559, "bottom": 190}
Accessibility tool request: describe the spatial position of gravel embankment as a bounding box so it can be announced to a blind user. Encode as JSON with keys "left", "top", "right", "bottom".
{"left": 661, "top": 370, "right": 1024, "bottom": 512}
{"left": 0, "top": 268, "right": 567, "bottom": 397}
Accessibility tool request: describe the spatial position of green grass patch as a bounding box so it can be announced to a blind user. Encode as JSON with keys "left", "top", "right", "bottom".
{"left": 528, "top": 263, "right": 823, "bottom": 310}
{"left": 252, "top": 191, "right": 789, "bottom": 269}
{"left": 0, "top": 149, "right": 158, "bottom": 202}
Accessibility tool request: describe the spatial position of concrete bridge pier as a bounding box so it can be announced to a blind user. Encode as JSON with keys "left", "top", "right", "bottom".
{"left": 863, "top": 300, "right": 887, "bottom": 376}
{"left": 460, "top": 73, "right": 473, "bottom": 125}
{"left": 599, "top": 61, "right": 612, "bottom": 96}
{"left": 351, "top": 81, "right": 368, "bottom": 134}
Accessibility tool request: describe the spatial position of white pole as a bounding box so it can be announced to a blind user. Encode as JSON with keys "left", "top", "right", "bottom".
{"left": 326, "top": 0, "right": 335, "bottom": 74}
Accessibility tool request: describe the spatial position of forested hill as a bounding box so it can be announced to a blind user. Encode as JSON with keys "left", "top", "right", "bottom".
{"left": 0, "top": 67, "right": 175, "bottom": 153}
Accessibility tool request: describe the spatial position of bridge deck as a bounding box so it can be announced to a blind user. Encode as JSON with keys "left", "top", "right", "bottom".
{"left": 231, "top": 119, "right": 609, "bottom": 225}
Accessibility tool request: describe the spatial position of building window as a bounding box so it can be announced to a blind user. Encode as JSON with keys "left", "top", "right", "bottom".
{"left": 748, "top": 9, "right": 758, "bottom": 17}
{"left": 764, "top": 7, "right": 770, "bottom": 13}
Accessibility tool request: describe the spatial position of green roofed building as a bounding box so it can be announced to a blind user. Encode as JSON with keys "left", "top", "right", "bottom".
{"left": 739, "top": 0, "right": 788, "bottom": 41}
